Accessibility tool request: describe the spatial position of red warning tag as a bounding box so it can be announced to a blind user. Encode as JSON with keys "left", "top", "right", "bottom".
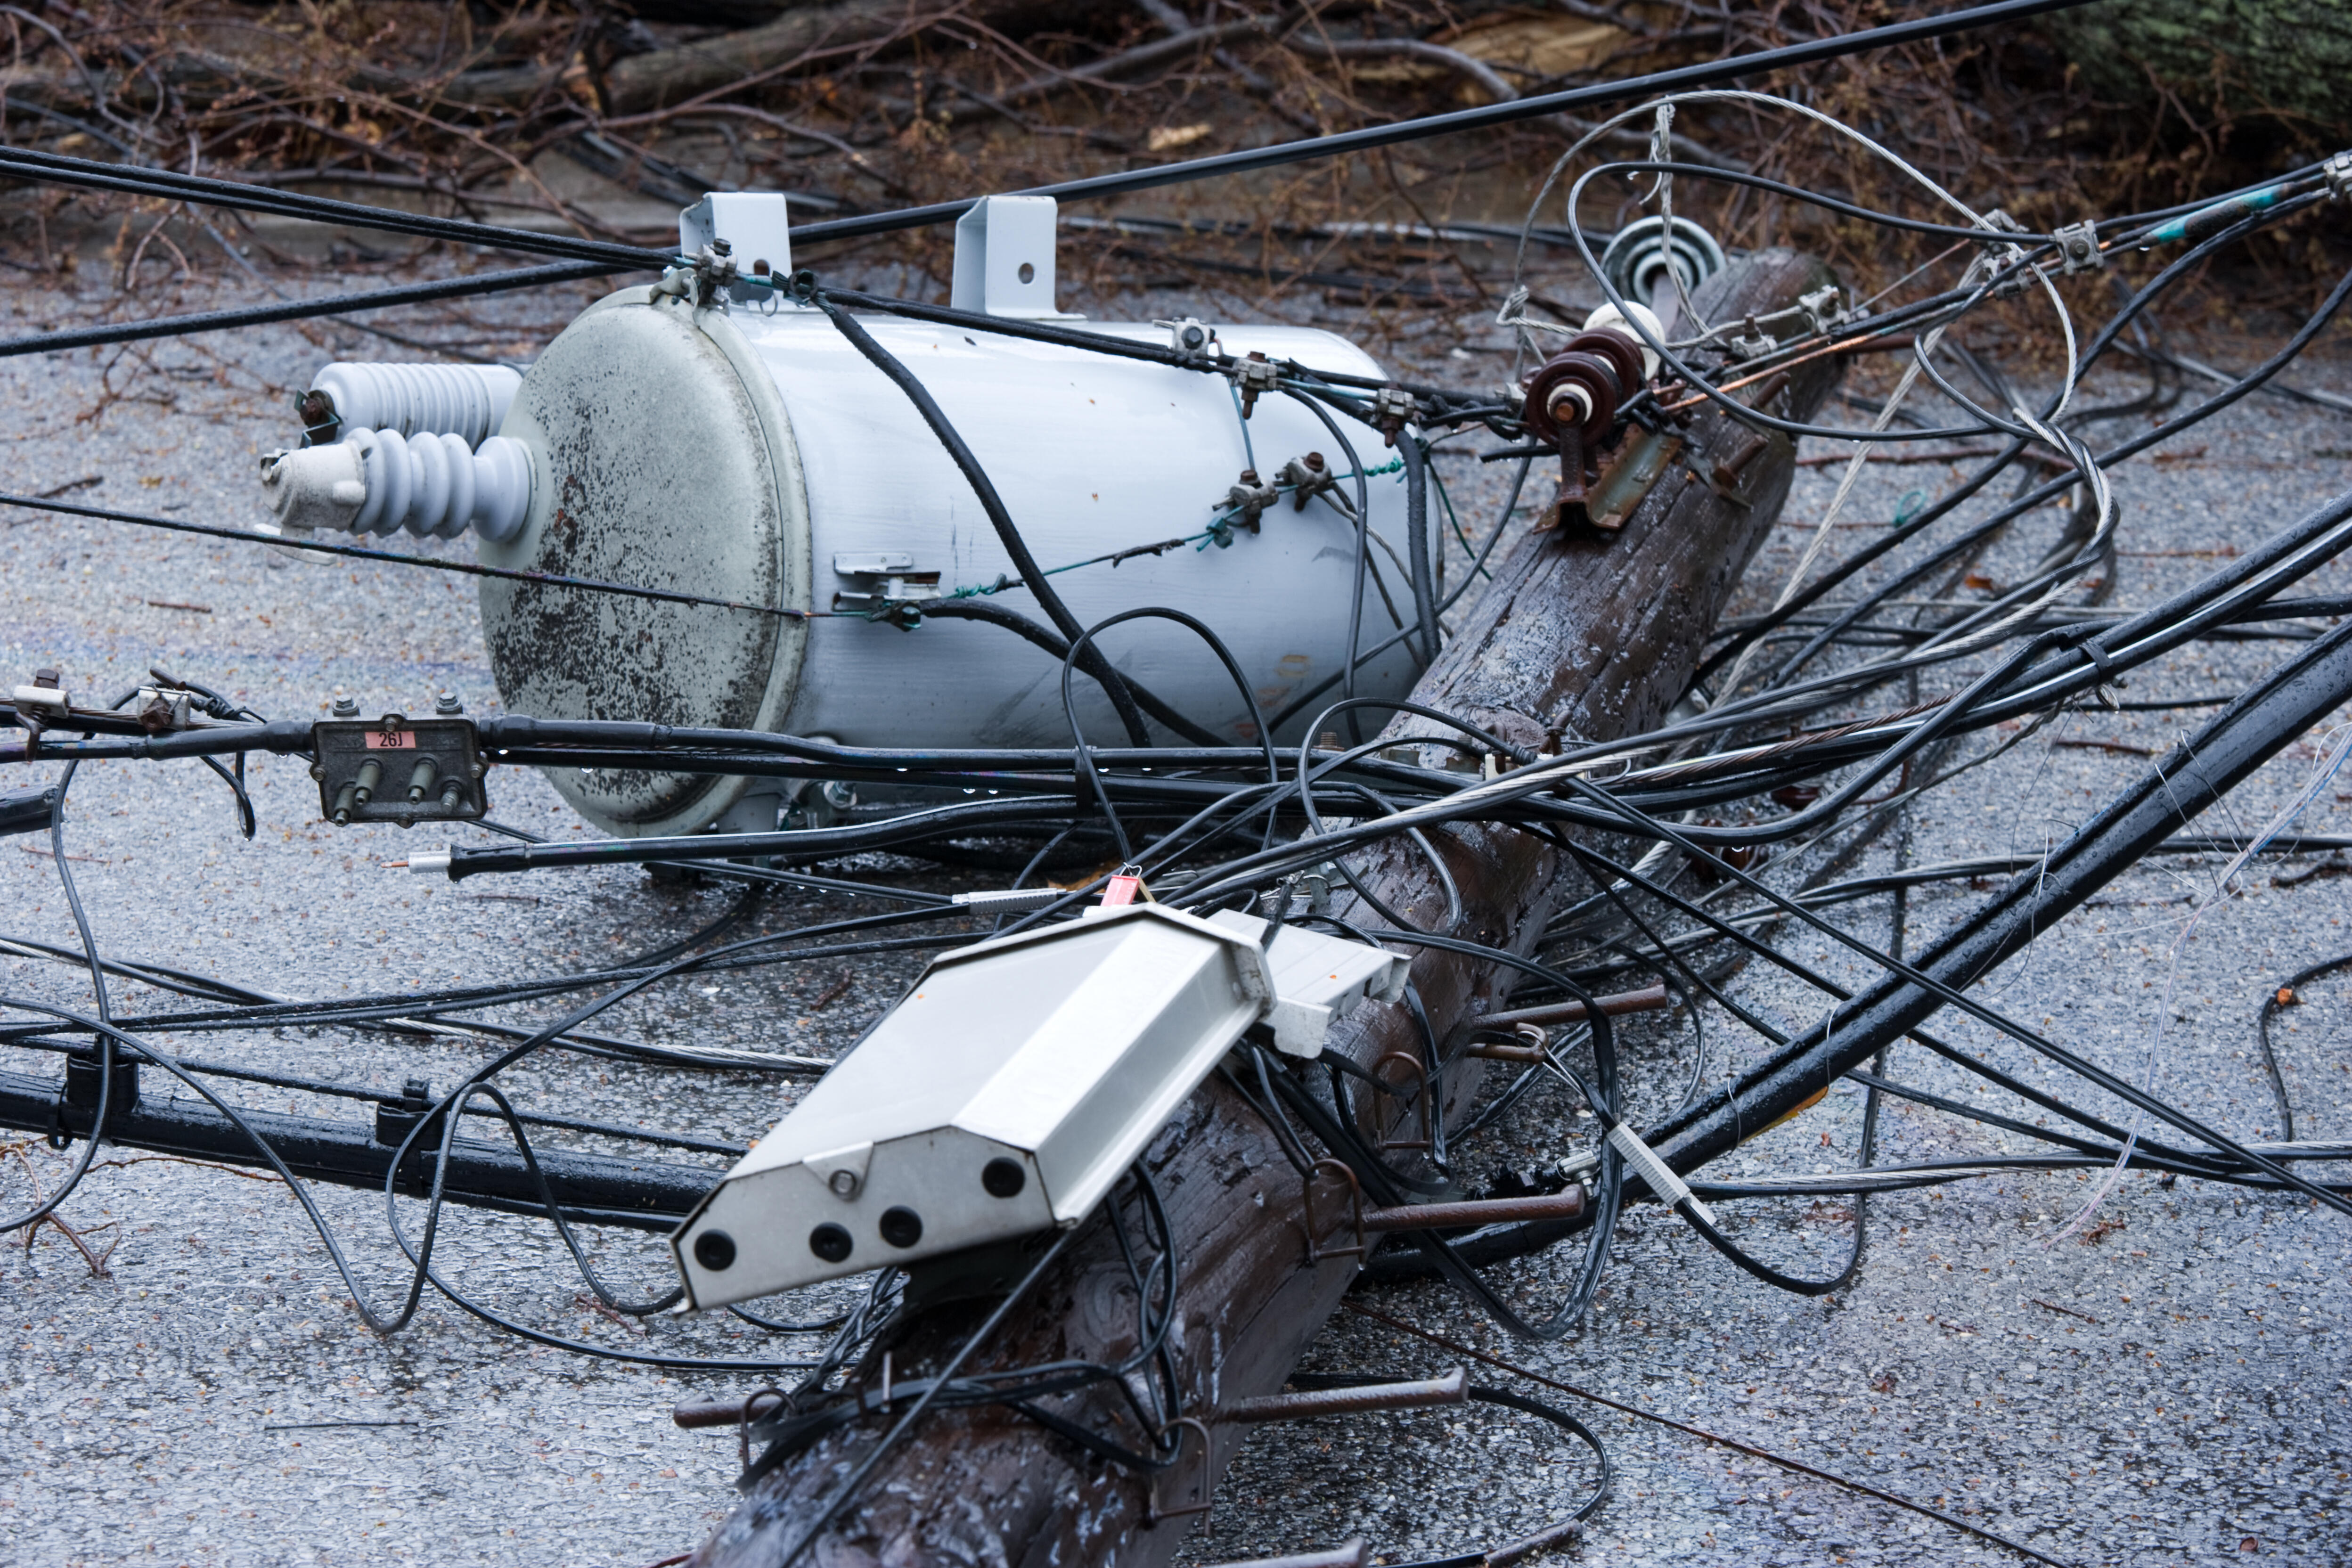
{"left": 1102, "top": 874, "right": 1141, "bottom": 907}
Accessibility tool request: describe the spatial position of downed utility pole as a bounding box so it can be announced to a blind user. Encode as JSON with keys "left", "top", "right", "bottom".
{"left": 691, "top": 248, "right": 1842, "bottom": 1567}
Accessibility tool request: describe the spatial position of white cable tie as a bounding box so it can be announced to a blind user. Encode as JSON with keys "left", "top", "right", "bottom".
{"left": 1604, "top": 1119, "right": 1715, "bottom": 1226}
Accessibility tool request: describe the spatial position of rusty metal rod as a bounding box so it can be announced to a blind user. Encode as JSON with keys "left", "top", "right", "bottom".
{"left": 1464, "top": 982, "right": 1671, "bottom": 1034}
{"left": 1360, "top": 1189, "right": 1587, "bottom": 1232}
{"left": 1218, "top": 1367, "right": 1466, "bottom": 1424}
{"left": 674, "top": 1392, "right": 788, "bottom": 1430}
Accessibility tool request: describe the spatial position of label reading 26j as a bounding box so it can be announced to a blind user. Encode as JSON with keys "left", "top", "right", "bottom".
{"left": 363, "top": 731, "right": 417, "bottom": 749}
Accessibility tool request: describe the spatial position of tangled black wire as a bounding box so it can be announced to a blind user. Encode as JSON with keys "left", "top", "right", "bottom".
{"left": 3, "top": 60, "right": 2352, "bottom": 1568}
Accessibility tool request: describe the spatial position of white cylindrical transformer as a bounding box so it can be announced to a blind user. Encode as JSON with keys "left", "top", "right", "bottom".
{"left": 479, "top": 288, "right": 1431, "bottom": 838}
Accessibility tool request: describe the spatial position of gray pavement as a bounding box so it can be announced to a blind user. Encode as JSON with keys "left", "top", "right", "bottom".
{"left": 1, "top": 256, "right": 2350, "bottom": 1568}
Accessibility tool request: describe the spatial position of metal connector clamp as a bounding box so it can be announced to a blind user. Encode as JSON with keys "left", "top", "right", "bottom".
{"left": 8, "top": 682, "right": 68, "bottom": 719}
{"left": 1978, "top": 209, "right": 2033, "bottom": 297}
{"left": 131, "top": 687, "right": 193, "bottom": 733}
{"left": 830, "top": 552, "right": 942, "bottom": 616}
{"left": 1228, "top": 351, "right": 1282, "bottom": 416}
{"left": 2052, "top": 219, "right": 2103, "bottom": 274}
{"left": 1158, "top": 316, "right": 1215, "bottom": 357}
{"left": 2327, "top": 150, "right": 2352, "bottom": 202}
{"left": 1218, "top": 468, "right": 1282, "bottom": 536}
{"left": 1368, "top": 384, "right": 1418, "bottom": 446}
{"left": 1796, "top": 283, "right": 1844, "bottom": 336}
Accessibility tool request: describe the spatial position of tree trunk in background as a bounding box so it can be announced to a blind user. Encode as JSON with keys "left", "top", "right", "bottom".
{"left": 693, "top": 247, "right": 1842, "bottom": 1568}
{"left": 574, "top": 0, "right": 1106, "bottom": 114}
{"left": 2040, "top": 1, "right": 2352, "bottom": 130}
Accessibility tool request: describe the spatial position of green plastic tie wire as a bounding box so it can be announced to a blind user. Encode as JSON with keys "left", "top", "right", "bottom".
{"left": 942, "top": 458, "right": 1403, "bottom": 594}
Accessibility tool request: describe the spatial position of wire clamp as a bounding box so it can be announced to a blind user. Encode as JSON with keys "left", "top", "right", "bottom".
{"left": 1796, "top": 284, "right": 1845, "bottom": 336}
{"left": 2051, "top": 220, "right": 2103, "bottom": 275}
{"left": 1977, "top": 209, "right": 2033, "bottom": 297}
{"left": 10, "top": 668, "right": 68, "bottom": 739}
{"left": 1368, "top": 385, "right": 1418, "bottom": 446}
{"left": 131, "top": 686, "right": 193, "bottom": 732}
{"left": 1157, "top": 316, "right": 1216, "bottom": 359}
{"left": 1603, "top": 1118, "right": 1715, "bottom": 1226}
{"left": 1726, "top": 316, "right": 1777, "bottom": 361}
{"left": 1228, "top": 351, "right": 1282, "bottom": 416}
{"left": 1275, "top": 451, "right": 1343, "bottom": 514}
{"left": 2326, "top": 150, "right": 2352, "bottom": 203}
{"left": 1219, "top": 468, "right": 1282, "bottom": 535}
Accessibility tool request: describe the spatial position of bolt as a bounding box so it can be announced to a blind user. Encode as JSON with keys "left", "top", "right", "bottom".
{"left": 296, "top": 389, "right": 339, "bottom": 443}
{"left": 827, "top": 1168, "right": 859, "bottom": 1199}
{"left": 434, "top": 690, "right": 463, "bottom": 717}
{"left": 332, "top": 695, "right": 359, "bottom": 718}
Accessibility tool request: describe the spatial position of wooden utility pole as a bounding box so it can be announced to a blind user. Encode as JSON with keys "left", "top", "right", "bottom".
{"left": 694, "top": 248, "right": 1843, "bottom": 1568}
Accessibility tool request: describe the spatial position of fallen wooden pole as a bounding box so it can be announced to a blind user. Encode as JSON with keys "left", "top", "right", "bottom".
{"left": 690, "top": 248, "right": 1844, "bottom": 1568}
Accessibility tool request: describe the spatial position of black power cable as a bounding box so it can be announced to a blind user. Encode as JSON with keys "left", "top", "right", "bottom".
{"left": 806, "top": 283, "right": 1154, "bottom": 746}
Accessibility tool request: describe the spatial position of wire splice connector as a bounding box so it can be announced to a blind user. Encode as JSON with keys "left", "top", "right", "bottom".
{"left": 1603, "top": 1118, "right": 1716, "bottom": 1227}
{"left": 950, "top": 887, "right": 1065, "bottom": 913}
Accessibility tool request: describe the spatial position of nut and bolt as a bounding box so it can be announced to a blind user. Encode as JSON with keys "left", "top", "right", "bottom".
{"left": 434, "top": 690, "right": 464, "bottom": 717}
{"left": 296, "top": 389, "right": 339, "bottom": 443}
{"left": 331, "top": 695, "right": 359, "bottom": 718}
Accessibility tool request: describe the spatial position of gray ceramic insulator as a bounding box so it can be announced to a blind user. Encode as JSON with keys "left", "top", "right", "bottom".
{"left": 261, "top": 430, "right": 533, "bottom": 543}
{"left": 309, "top": 361, "right": 522, "bottom": 448}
